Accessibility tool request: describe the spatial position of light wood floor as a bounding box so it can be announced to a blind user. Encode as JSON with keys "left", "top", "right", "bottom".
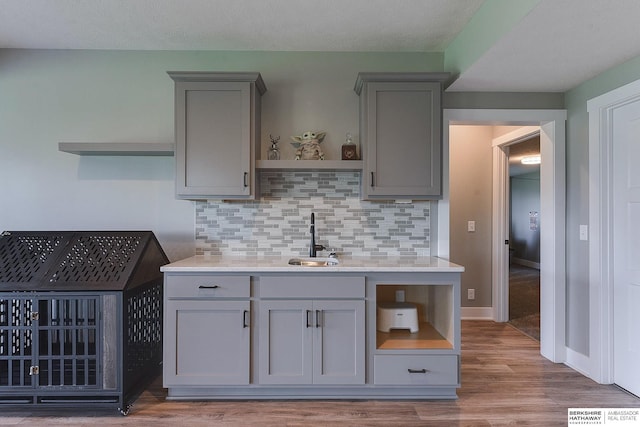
{"left": 1, "top": 321, "right": 637, "bottom": 426}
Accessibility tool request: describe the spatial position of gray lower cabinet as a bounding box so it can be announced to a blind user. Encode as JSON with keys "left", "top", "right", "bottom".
{"left": 354, "top": 72, "right": 449, "bottom": 200}
{"left": 168, "top": 72, "right": 266, "bottom": 200}
{"left": 163, "top": 275, "right": 251, "bottom": 386}
{"left": 162, "top": 271, "right": 461, "bottom": 399}
{"left": 258, "top": 299, "right": 365, "bottom": 385}
{"left": 258, "top": 275, "right": 366, "bottom": 385}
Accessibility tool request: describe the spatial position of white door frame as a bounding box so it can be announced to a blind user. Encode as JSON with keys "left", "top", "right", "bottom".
{"left": 440, "top": 109, "right": 567, "bottom": 363}
{"left": 587, "top": 78, "right": 640, "bottom": 383}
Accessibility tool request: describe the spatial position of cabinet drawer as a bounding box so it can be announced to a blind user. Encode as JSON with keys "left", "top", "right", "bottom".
{"left": 165, "top": 275, "right": 250, "bottom": 298}
{"left": 260, "top": 276, "right": 365, "bottom": 298}
{"left": 373, "top": 355, "right": 458, "bottom": 386}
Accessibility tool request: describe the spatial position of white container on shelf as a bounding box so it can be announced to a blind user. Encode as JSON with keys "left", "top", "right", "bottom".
{"left": 377, "top": 302, "right": 419, "bottom": 333}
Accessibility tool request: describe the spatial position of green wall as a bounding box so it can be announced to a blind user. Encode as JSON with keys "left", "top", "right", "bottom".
{"left": 563, "top": 54, "right": 640, "bottom": 355}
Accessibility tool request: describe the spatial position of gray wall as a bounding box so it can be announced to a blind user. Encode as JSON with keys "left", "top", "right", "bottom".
{"left": 449, "top": 125, "right": 493, "bottom": 308}
{"left": 0, "top": 49, "right": 440, "bottom": 260}
{"left": 0, "top": 49, "right": 193, "bottom": 261}
{"left": 443, "top": 92, "right": 564, "bottom": 110}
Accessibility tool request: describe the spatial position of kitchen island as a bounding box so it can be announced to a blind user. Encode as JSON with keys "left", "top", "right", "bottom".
{"left": 160, "top": 255, "right": 464, "bottom": 400}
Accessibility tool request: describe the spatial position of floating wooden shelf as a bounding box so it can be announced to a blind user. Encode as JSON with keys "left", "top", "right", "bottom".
{"left": 256, "top": 160, "right": 363, "bottom": 171}
{"left": 59, "top": 142, "right": 175, "bottom": 156}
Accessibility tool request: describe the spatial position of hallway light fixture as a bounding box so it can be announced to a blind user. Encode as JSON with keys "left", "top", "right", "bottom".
{"left": 521, "top": 155, "right": 541, "bottom": 165}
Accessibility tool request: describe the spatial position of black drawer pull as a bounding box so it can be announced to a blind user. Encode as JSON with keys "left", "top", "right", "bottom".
{"left": 198, "top": 285, "right": 220, "bottom": 289}
{"left": 306, "top": 310, "right": 312, "bottom": 328}
{"left": 407, "top": 368, "right": 429, "bottom": 374}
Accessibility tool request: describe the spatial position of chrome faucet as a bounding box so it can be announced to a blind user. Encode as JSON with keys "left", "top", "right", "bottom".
{"left": 309, "top": 213, "right": 325, "bottom": 257}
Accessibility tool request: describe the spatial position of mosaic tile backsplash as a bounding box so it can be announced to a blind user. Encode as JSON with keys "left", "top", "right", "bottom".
{"left": 195, "top": 171, "right": 431, "bottom": 257}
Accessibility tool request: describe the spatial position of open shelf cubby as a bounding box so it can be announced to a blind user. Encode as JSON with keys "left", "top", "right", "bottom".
{"left": 375, "top": 284, "right": 454, "bottom": 350}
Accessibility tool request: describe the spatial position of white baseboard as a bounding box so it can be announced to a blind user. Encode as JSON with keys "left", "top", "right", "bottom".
{"left": 565, "top": 347, "right": 594, "bottom": 381}
{"left": 461, "top": 306, "right": 494, "bottom": 320}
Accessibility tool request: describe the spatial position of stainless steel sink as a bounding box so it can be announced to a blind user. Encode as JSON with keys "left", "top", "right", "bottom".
{"left": 288, "top": 257, "right": 339, "bottom": 267}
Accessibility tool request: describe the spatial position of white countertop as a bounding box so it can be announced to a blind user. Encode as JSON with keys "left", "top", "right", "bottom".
{"left": 160, "top": 255, "right": 464, "bottom": 273}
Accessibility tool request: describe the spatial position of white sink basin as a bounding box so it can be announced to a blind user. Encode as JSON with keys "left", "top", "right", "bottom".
{"left": 288, "top": 257, "right": 339, "bottom": 267}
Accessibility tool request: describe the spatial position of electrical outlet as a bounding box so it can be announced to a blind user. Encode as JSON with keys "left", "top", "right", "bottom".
{"left": 467, "top": 289, "right": 475, "bottom": 300}
{"left": 395, "top": 290, "right": 405, "bottom": 302}
{"left": 468, "top": 221, "right": 476, "bottom": 232}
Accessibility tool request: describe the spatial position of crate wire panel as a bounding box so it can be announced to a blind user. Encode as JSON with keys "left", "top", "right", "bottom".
{"left": 0, "top": 296, "right": 34, "bottom": 388}
{"left": 0, "top": 295, "right": 102, "bottom": 390}
{"left": 0, "top": 288, "right": 165, "bottom": 407}
{"left": 125, "top": 284, "right": 162, "bottom": 380}
{"left": 37, "top": 296, "right": 101, "bottom": 388}
{"left": 0, "top": 288, "right": 163, "bottom": 409}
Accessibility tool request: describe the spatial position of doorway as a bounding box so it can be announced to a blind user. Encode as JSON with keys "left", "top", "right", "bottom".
{"left": 440, "top": 109, "right": 566, "bottom": 363}
{"left": 449, "top": 126, "right": 542, "bottom": 341}
{"left": 507, "top": 135, "right": 541, "bottom": 341}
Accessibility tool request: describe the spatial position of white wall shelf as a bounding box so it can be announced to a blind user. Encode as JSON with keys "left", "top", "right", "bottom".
{"left": 256, "top": 160, "right": 363, "bottom": 171}
{"left": 58, "top": 142, "right": 175, "bottom": 156}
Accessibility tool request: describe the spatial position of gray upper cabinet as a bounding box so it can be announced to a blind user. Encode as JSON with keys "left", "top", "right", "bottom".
{"left": 354, "top": 72, "right": 449, "bottom": 200}
{"left": 168, "top": 72, "right": 266, "bottom": 200}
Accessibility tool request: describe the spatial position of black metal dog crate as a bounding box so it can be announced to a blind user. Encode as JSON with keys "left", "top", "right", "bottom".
{"left": 0, "top": 231, "right": 168, "bottom": 414}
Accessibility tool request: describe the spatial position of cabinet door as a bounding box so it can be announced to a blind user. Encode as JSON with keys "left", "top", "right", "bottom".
{"left": 174, "top": 81, "right": 252, "bottom": 199}
{"left": 313, "top": 300, "right": 365, "bottom": 385}
{"left": 164, "top": 299, "right": 250, "bottom": 386}
{"left": 258, "top": 300, "right": 313, "bottom": 385}
{"left": 363, "top": 81, "right": 441, "bottom": 199}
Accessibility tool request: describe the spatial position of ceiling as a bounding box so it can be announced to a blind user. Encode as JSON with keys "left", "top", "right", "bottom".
{"left": 2, "top": 0, "right": 640, "bottom": 92}
{"left": 508, "top": 135, "right": 540, "bottom": 177}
